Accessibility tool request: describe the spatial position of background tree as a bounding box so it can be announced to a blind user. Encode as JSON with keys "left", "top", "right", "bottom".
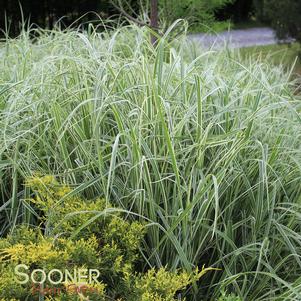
{"left": 150, "top": 0, "right": 158, "bottom": 44}
{"left": 0, "top": 0, "right": 117, "bottom": 36}
{"left": 0, "top": 0, "right": 236, "bottom": 36}
{"left": 215, "top": 0, "right": 254, "bottom": 23}
{"left": 160, "top": 0, "right": 234, "bottom": 31}
{"left": 263, "top": 0, "right": 301, "bottom": 45}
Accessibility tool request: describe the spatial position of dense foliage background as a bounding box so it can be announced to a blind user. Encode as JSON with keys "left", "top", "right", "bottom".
{"left": 0, "top": 0, "right": 261, "bottom": 34}
{"left": 2, "top": 0, "right": 300, "bottom": 45}
{"left": 0, "top": 0, "right": 119, "bottom": 34}
{"left": 1, "top": 0, "right": 300, "bottom": 44}
{"left": 264, "top": 0, "right": 301, "bottom": 44}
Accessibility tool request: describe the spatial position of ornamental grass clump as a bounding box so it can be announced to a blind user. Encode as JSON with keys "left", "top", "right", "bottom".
{"left": 0, "top": 21, "right": 301, "bottom": 299}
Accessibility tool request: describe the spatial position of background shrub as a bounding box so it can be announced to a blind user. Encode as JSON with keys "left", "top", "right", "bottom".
{"left": 160, "top": 0, "right": 234, "bottom": 31}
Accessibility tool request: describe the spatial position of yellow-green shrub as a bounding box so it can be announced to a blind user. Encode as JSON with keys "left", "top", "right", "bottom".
{"left": 0, "top": 176, "right": 214, "bottom": 300}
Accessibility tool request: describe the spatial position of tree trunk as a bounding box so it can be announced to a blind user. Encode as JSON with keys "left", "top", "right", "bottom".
{"left": 150, "top": 0, "right": 158, "bottom": 45}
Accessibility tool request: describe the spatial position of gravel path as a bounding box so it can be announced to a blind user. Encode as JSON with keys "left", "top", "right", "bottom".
{"left": 189, "top": 27, "right": 294, "bottom": 49}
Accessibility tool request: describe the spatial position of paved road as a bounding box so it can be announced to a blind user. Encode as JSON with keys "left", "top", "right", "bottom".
{"left": 189, "top": 27, "right": 294, "bottom": 48}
